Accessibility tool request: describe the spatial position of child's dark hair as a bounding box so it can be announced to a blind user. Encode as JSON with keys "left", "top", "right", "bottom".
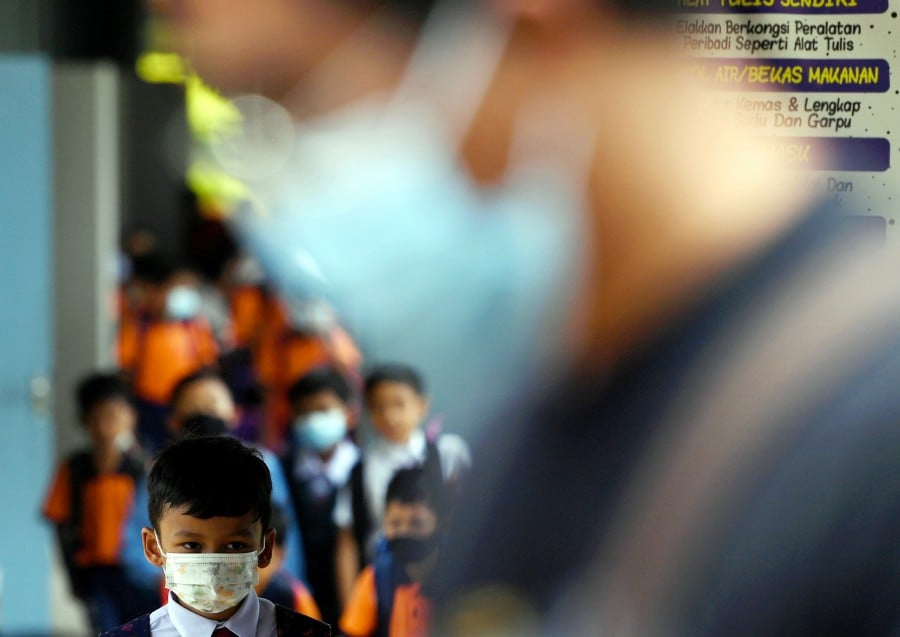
{"left": 169, "top": 366, "right": 225, "bottom": 407}
{"left": 386, "top": 466, "right": 444, "bottom": 519}
{"left": 287, "top": 366, "right": 354, "bottom": 405}
{"left": 131, "top": 252, "right": 174, "bottom": 285}
{"left": 180, "top": 413, "right": 230, "bottom": 438}
{"left": 76, "top": 371, "right": 132, "bottom": 422}
{"left": 364, "top": 363, "right": 425, "bottom": 398}
{"left": 147, "top": 435, "right": 272, "bottom": 533}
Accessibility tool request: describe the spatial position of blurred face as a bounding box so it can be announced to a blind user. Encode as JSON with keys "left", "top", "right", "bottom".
{"left": 148, "top": 0, "right": 369, "bottom": 96}
{"left": 169, "top": 377, "right": 237, "bottom": 433}
{"left": 86, "top": 399, "right": 136, "bottom": 450}
{"left": 170, "top": 269, "right": 200, "bottom": 289}
{"left": 383, "top": 500, "right": 438, "bottom": 540}
{"left": 138, "top": 281, "right": 168, "bottom": 318}
{"left": 366, "top": 381, "right": 428, "bottom": 444}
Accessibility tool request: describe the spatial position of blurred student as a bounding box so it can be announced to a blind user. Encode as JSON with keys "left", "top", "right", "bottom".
{"left": 282, "top": 366, "right": 360, "bottom": 624}
{"left": 102, "top": 435, "right": 330, "bottom": 636}
{"left": 42, "top": 372, "right": 152, "bottom": 633}
{"left": 334, "top": 364, "right": 469, "bottom": 604}
{"left": 260, "top": 299, "right": 362, "bottom": 451}
{"left": 223, "top": 253, "right": 362, "bottom": 450}
{"left": 340, "top": 466, "right": 445, "bottom": 637}
{"left": 117, "top": 253, "right": 218, "bottom": 453}
{"left": 258, "top": 504, "right": 322, "bottom": 620}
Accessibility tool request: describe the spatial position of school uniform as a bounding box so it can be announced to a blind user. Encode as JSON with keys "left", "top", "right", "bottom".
{"left": 101, "top": 589, "right": 330, "bottom": 637}
{"left": 340, "top": 563, "right": 431, "bottom": 637}
{"left": 333, "top": 430, "right": 469, "bottom": 560}
{"left": 118, "top": 315, "right": 219, "bottom": 452}
{"left": 43, "top": 449, "right": 153, "bottom": 631}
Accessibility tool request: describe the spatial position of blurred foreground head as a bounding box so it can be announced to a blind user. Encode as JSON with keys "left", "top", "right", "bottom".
{"left": 149, "top": 0, "right": 808, "bottom": 409}
{"left": 149, "top": 0, "right": 671, "bottom": 99}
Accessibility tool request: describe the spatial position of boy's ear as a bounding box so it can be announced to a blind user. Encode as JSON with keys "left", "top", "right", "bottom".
{"left": 141, "top": 527, "right": 165, "bottom": 567}
{"left": 418, "top": 394, "right": 431, "bottom": 417}
{"left": 344, "top": 404, "right": 358, "bottom": 430}
{"left": 257, "top": 528, "right": 277, "bottom": 569}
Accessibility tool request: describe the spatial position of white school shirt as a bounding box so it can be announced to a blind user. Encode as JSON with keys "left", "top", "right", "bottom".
{"left": 290, "top": 438, "right": 360, "bottom": 493}
{"left": 149, "top": 589, "right": 277, "bottom": 637}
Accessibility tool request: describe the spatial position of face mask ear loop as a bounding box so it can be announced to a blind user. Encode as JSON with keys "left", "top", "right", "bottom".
{"left": 154, "top": 531, "right": 170, "bottom": 581}
{"left": 153, "top": 531, "right": 168, "bottom": 559}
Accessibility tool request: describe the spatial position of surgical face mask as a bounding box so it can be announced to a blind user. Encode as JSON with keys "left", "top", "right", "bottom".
{"left": 113, "top": 430, "right": 136, "bottom": 453}
{"left": 155, "top": 533, "right": 262, "bottom": 614}
{"left": 165, "top": 285, "right": 202, "bottom": 321}
{"left": 224, "top": 6, "right": 592, "bottom": 441}
{"left": 293, "top": 408, "right": 348, "bottom": 452}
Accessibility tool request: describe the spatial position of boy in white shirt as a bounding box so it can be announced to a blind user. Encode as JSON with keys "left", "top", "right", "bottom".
{"left": 102, "top": 435, "right": 330, "bottom": 637}
{"left": 334, "top": 363, "right": 470, "bottom": 606}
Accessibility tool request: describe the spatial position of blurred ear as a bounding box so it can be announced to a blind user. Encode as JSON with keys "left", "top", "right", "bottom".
{"left": 125, "top": 403, "right": 138, "bottom": 431}
{"left": 343, "top": 404, "right": 358, "bottom": 431}
{"left": 257, "top": 528, "right": 277, "bottom": 569}
{"left": 142, "top": 527, "right": 165, "bottom": 567}
{"left": 417, "top": 394, "right": 431, "bottom": 419}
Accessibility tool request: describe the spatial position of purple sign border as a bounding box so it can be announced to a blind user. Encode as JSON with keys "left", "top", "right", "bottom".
{"left": 676, "top": 0, "right": 888, "bottom": 14}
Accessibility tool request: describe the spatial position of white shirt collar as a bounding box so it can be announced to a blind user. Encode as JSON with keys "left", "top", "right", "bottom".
{"left": 167, "top": 588, "right": 260, "bottom": 637}
{"left": 372, "top": 428, "right": 426, "bottom": 455}
{"left": 295, "top": 438, "right": 360, "bottom": 485}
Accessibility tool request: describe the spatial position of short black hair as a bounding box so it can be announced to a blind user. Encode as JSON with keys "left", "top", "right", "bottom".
{"left": 131, "top": 252, "right": 174, "bottom": 286}
{"left": 169, "top": 366, "right": 226, "bottom": 407}
{"left": 147, "top": 435, "right": 273, "bottom": 533}
{"left": 76, "top": 371, "right": 132, "bottom": 422}
{"left": 386, "top": 466, "right": 444, "bottom": 518}
{"left": 180, "top": 413, "right": 230, "bottom": 438}
{"left": 287, "top": 366, "right": 354, "bottom": 405}
{"left": 364, "top": 363, "right": 425, "bottom": 398}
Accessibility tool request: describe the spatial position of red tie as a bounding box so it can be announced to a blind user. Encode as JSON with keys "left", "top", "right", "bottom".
{"left": 212, "top": 628, "right": 236, "bottom": 637}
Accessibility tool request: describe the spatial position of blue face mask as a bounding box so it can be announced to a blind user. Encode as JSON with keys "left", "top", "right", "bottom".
{"left": 226, "top": 8, "right": 591, "bottom": 440}
{"left": 165, "top": 285, "right": 202, "bottom": 321}
{"left": 293, "top": 409, "right": 348, "bottom": 452}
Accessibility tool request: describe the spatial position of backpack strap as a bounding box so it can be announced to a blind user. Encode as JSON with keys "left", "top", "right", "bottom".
{"left": 56, "top": 450, "right": 96, "bottom": 587}
{"left": 422, "top": 439, "right": 444, "bottom": 494}
{"left": 351, "top": 438, "right": 442, "bottom": 568}
{"left": 373, "top": 542, "right": 407, "bottom": 637}
{"left": 99, "top": 614, "right": 151, "bottom": 637}
{"left": 349, "top": 458, "right": 371, "bottom": 566}
{"left": 274, "top": 603, "right": 333, "bottom": 636}
{"left": 66, "top": 451, "right": 95, "bottom": 541}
